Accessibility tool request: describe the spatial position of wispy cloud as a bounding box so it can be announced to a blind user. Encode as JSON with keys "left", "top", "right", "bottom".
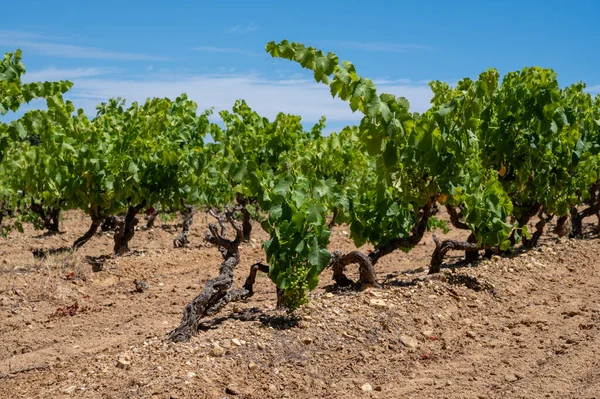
{"left": 226, "top": 23, "right": 258, "bottom": 34}
{"left": 587, "top": 84, "right": 600, "bottom": 94}
{"left": 2, "top": 62, "right": 435, "bottom": 127}
{"left": 373, "top": 78, "right": 415, "bottom": 85}
{"left": 0, "top": 30, "right": 170, "bottom": 61}
{"left": 193, "top": 46, "right": 257, "bottom": 56}
{"left": 324, "top": 40, "right": 434, "bottom": 53}
{"left": 23, "top": 66, "right": 117, "bottom": 82}
{"left": 59, "top": 71, "right": 434, "bottom": 123}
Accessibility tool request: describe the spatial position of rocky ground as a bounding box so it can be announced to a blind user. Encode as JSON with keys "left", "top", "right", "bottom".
{"left": 0, "top": 210, "right": 599, "bottom": 399}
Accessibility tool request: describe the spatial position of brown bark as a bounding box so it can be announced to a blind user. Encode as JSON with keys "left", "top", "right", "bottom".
{"left": 330, "top": 198, "right": 435, "bottom": 288}
{"left": 465, "top": 233, "right": 479, "bottom": 263}
{"left": 445, "top": 204, "right": 469, "bottom": 230}
{"left": 241, "top": 206, "right": 252, "bottom": 242}
{"left": 145, "top": 209, "right": 161, "bottom": 229}
{"left": 113, "top": 201, "right": 146, "bottom": 255}
{"left": 72, "top": 215, "right": 102, "bottom": 249}
{"left": 235, "top": 195, "right": 254, "bottom": 242}
{"left": 173, "top": 203, "right": 194, "bottom": 248}
{"left": 429, "top": 234, "right": 479, "bottom": 274}
{"left": 170, "top": 207, "right": 268, "bottom": 343}
{"left": 330, "top": 250, "right": 380, "bottom": 289}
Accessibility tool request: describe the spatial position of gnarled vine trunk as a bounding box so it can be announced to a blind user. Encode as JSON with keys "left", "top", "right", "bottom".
{"left": 173, "top": 203, "right": 194, "bottom": 248}
{"left": 73, "top": 214, "right": 103, "bottom": 249}
{"left": 446, "top": 204, "right": 469, "bottom": 230}
{"left": 429, "top": 235, "right": 479, "bottom": 274}
{"left": 330, "top": 198, "right": 435, "bottom": 288}
{"left": 241, "top": 207, "right": 252, "bottom": 242}
{"left": 113, "top": 201, "right": 146, "bottom": 255}
{"left": 169, "top": 207, "right": 268, "bottom": 342}
{"left": 235, "top": 195, "right": 255, "bottom": 242}
{"left": 145, "top": 208, "right": 161, "bottom": 229}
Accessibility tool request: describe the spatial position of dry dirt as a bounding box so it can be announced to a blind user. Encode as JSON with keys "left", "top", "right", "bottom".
{"left": 1, "top": 210, "right": 599, "bottom": 399}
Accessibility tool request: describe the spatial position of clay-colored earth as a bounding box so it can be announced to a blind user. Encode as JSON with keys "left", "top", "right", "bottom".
{"left": 1, "top": 210, "right": 599, "bottom": 398}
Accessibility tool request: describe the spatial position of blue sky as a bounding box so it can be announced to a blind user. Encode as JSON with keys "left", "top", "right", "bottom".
{"left": 2, "top": 0, "right": 599, "bottom": 131}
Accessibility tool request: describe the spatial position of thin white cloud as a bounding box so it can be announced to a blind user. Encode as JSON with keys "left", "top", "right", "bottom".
{"left": 60, "top": 72, "right": 433, "bottom": 122}
{"left": 373, "top": 78, "right": 414, "bottom": 85}
{"left": 0, "top": 30, "right": 169, "bottom": 61}
{"left": 227, "top": 23, "right": 258, "bottom": 34}
{"left": 23, "top": 66, "right": 117, "bottom": 82}
{"left": 193, "top": 46, "right": 257, "bottom": 56}
{"left": 324, "top": 40, "right": 433, "bottom": 53}
{"left": 587, "top": 84, "right": 600, "bottom": 94}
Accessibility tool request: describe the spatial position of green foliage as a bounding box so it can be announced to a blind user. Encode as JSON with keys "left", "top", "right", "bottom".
{"left": 260, "top": 174, "right": 335, "bottom": 311}
{"left": 267, "top": 40, "right": 514, "bottom": 251}
{"left": 4, "top": 45, "right": 600, "bottom": 313}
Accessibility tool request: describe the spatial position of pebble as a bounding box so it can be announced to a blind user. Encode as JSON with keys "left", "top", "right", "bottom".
{"left": 361, "top": 383, "right": 373, "bottom": 392}
{"left": 303, "top": 337, "right": 313, "bottom": 345}
{"left": 116, "top": 355, "right": 131, "bottom": 369}
{"left": 369, "top": 299, "right": 388, "bottom": 309}
{"left": 226, "top": 385, "right": 240, "bottom": 395}
{"left": 62, "top": 386, "right": 77, "bottom": 394}
{"left": 210, "top": 344, "right": 225, "bottom": 357}
{"left": 466, "top": 331, "right": 477, "bottom": 338}
{"left": 400, "top": 335, "right": 419, "bottom": 349}
{"left": 422, "top": 330, "right": 434, "bottom": 338}
{"left": 248, "top": 361, "right": 258, "bottom": 371}
{"left": 231, "top": 338, "right": 242, "bottom": 346}
{"left": 504, "top": 373, "right": 518, "bottom": 382}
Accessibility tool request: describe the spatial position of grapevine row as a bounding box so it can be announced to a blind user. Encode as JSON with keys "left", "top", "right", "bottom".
{"left": 1, "top": 45, "right": 599, "bottom": 342}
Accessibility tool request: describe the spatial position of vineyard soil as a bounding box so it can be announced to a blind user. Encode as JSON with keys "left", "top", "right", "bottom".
{"left": 1, "top": 210, "right": 599, "bottom": 399}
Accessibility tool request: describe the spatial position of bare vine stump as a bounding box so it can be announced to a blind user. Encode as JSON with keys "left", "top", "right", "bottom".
{"left": 113, "top": 202, "right": 146, "bottom": 255}
{"left": 429, "top": 235, "right": 479, "bottom": 274}
{"left": 72, "top": 215, "right": 103, "bottom": 249}
{"left": 173, "top": 204, "right": 194, "bottom": 248}
{"left": 169, "top": 207, "right": 269, "bottom": 343}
